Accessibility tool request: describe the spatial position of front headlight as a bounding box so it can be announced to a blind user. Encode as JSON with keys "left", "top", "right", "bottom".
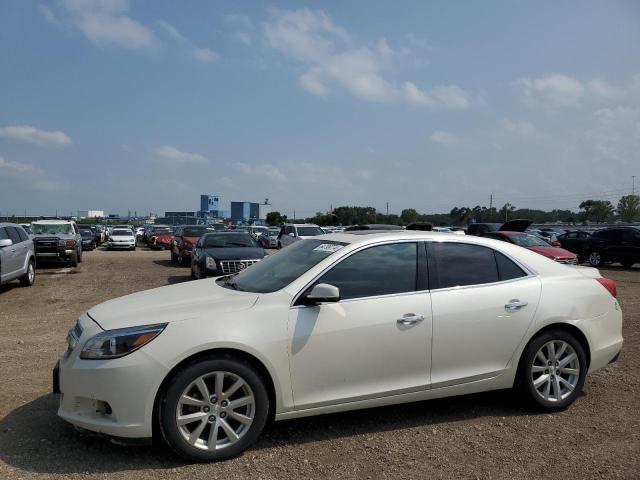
{"left": 80, "top": 323, "right": 167, "bottom": 360}
{"left": 206, "top": 256, "right": 216, "bottom": 269}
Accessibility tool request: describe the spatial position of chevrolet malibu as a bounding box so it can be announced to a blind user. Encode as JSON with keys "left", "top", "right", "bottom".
{"left": 54, "top": 231, "right": 623, "bottom": 462}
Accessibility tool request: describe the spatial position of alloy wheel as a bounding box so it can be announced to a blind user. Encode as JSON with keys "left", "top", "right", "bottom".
{"left": 589, "top": 252, "right": 601, "bottom": 266}
{"left": 175, "top": 371, "right": 255, "bottom": 451}
{"left": 531, "top": 340, "right": 580, "bottom": 402}
{"left": 28, "top": 263, "right": 35, "bottom": 283}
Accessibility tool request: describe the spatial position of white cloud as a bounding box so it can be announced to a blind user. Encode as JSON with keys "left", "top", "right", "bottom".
{"left": 502, "top": 119, "right": 537, "bottom": 138}
{"left": 516, "top": 74, "right": 585, "bottom": 108}
{"left": 60, "top": 0, "right": 156, "bottom": 49}
{"left": 264, "top": 8, "right": 469, "bottom": 109}
{"left": 154, "top": 145, "right": 207, "bottom": 163}
{"left": 157, "top": 19, "right": 185, "bottom": 42}
{"left": 235, "top": 162, "right": 287, "bottom": 183}
{"left": 192, "top": 47, "right": 219, "bottom": 63}
{"left": 231, "top": 31, "right": 252, "bottom": 46}
{"left": 0, "top": 156, "right": 40, "bottom": 173}
{"left": 0, "top": 125, "right": 72, "bottom": 146}
{"left": 39, "top": 4, "right": 60, "bottom": 25}
{"left": 430, "top": 131, "right": 457, "bottom": 146}
{"left": 586, "top": 106, "right": 640, "bottom": 168}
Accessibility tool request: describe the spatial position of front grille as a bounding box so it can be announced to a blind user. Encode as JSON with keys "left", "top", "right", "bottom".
{"left": 220, "top": 259, "right": 261, "bottom": 274}
{"left": 34, "top": 237, "right": 59, "bottom": 254}
{"left": 555, "top": 258, "right": 578, "bottom": 265}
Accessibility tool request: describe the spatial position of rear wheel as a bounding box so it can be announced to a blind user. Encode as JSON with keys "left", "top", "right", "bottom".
{"left": 588, "top": 251, "right": 603, "bottom": 267}
{"left": 158, "top": 356, "right": 269, "bottom": 462}
{"left": 19, "top": 260, "right": 35, "bottom": 287}
{"left": 517, "top": 330, "right": 587, "bottom": 412}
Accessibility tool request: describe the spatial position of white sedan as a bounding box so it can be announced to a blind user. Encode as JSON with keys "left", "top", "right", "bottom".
{"left": 54, "top": 231, "right": 623, "bottom": 462}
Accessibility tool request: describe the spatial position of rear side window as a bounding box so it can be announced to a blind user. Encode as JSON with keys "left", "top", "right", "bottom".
{"left": 318, "top": 242, "right": 417, "bottom": 300}
{"left": 16, "top": 227, "right": 29, "bottom": 242}
{"left": 429, "top": 243, "right": 528, "bottom": 289}
{"left": 6, "top": 227, "right": 22, "bottom": 244}
{"left": 0, "top": 227, "right": 8, "bottom": 240}
{"left": 430, "top": 243, "right": 499, "bottom": 288}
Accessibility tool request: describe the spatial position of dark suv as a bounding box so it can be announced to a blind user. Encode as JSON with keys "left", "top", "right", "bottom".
{"left": 585, "top": 227, "right": 640, "bottom": 267}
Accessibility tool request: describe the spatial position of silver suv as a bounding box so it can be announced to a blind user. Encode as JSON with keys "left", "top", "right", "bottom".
{"left": 277, "top": 223, "right": 325, "bottom": 249}
{"left": 0, "top": 223, "right": 36, "bottom": 287}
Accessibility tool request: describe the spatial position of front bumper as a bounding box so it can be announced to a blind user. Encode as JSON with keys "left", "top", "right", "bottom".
{"left": 107, "top": 241, "right": 135, "bottom": 249}
{"left": 54, "top": 315, "right": 167, "bottom": 438}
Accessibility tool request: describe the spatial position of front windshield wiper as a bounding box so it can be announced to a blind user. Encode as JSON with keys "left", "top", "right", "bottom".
{"left": 225, "top": 242, "right": 254, "bottom": 247}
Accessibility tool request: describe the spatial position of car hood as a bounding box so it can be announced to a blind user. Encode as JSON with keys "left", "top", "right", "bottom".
{"left": 203, "top": 247, "right": 265, "bottom": 260}
{"left": 526, "top": 245, "right": 575, "bottom": 259}
{"left": 88, "top": 279, "right": 259, "bottom": 330}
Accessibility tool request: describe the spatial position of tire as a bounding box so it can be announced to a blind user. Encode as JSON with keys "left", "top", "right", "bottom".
{"left": 19, "top": 259, "right": 35, "bottom": 287}
{"left": 158, "top": 356, "right": 269, "bottom": 462}
{"left": 77, "top": 247, "right": 83, "bottom": 263}
{"left": 588, "top": 251, "right": 603, "bottom": 267}
{"left": 178, "top": 253, "right": 188, "bottom": 266}
{"left": 190, "top": 267, "right": 197, "bottom": 280}
{"left": 131, "top": 246, "right": 136, "bottom": 251}
{"left": 517, "top": 330, "right": 587, "bottom": 412}
{"left": 171, "top": 251, "right": 178, "bottom": 263}
{"left": 69, "top": 251, "right": 78, "bottom": 267}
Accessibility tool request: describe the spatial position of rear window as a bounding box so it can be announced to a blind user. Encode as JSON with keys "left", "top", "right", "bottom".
{"left": 203, "top": 233, "right": 258, "bottom": 248}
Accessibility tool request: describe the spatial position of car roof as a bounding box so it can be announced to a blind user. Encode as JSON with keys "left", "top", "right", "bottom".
{"left": 32, "top": 219, "right": 74, "bottom": 224}
{"left": 285, "top": 223, "right": 320, "bottom": 227}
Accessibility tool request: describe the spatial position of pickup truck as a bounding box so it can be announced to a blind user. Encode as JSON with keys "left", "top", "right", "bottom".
{"left": 31, "top": 220, "right": 83, "bottom": 267}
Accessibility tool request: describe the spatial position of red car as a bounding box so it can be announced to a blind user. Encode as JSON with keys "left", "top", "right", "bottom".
{"left": 146, "top": 226, "right": 174, "bottom": 250}
{"left": 484, "top": 231, "right": 578, "bottom": 264}
{"left": 170, "top": 225, "right": 217, "bottom": 266}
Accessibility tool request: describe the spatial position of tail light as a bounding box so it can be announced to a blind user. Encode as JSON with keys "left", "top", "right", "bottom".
{"left": 64, "top": 239, "right": 76, "bottom": 247}
{"left": 596, "top": 278, "right": 617, "bottom": 298}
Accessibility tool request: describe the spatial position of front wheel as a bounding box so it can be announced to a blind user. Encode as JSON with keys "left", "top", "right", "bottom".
{"left": 158, "top": 356, "right": 269, "bottom": 462}
{"left": 20, "top": 260, "right": 35, "bottom": 287}
{"left": 69, "top": 251, "right": 78, "bottom": 267}
{"left": 588, "top": 251, "right": 603, "bottom": 267}
{"left": 517, "top": 330, "right": 587, "bottom": 412}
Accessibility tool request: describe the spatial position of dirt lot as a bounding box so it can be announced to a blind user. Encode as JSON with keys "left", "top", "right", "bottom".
{"left": 0, "top": 247, "right": 638, "bottom": 479}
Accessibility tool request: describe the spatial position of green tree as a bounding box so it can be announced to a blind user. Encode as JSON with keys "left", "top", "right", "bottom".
{"left": 400, "top": 208, "right": 419, "bottom": 224}
{"left": 617, "top": 195, "right": 640, "bottom": 222}
{"left": 266, "top": 211, "right": 287, "bottom": 226}
{"left": 500, "top": 203, "right": 516, "bottom": 222}
{"left": 579, "top": 200, "right": 614, "bottom": 223}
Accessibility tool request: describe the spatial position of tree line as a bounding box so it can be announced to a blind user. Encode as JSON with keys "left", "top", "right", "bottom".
{"left": 265, "top": 195, "right": 640, "bottom": 227}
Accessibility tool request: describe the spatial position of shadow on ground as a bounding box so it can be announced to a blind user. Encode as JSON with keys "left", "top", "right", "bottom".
{"left": 0, "top": 390, "right": 536, "bottom": 475}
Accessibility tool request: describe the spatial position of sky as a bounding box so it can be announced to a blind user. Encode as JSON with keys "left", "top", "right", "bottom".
{"left": 0, "top": 0, "right": 639, "bottom": 218}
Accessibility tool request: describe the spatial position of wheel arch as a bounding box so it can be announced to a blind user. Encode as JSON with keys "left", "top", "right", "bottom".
{"left": 521, "top": 322, "right": 591, "bottom": 370}
{"left": 152, "top": 347, "right": 278, "bottom": 438}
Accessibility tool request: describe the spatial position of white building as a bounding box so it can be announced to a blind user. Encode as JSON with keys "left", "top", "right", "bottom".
{"left": 78, "top": 210, "right": 105, "bottom": 219}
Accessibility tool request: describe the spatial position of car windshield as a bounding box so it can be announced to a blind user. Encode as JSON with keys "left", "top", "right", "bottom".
{"left": 268, "top": 229, "right": 279, "bottom": 236}
{"left": 224, "top": 239, "right": 347, "bottom": 293}
{"left": 297, "top": 226, "right": 324, "bottom": 236}
{"left": 113, "top": 229, "right": 132, "bottom": 236}
{"left": 203, "top": 233, "right": 259, "bottom": 248}
{"left": 510, "top": 234, "right": 549, "bottom": 247}
{"left": 80, "top": 230, "right": 93, "bottom": 238}
{"left": 31, "top": 223, "right": 74, "bottom": 235}
{"left": 183, "top": 226, "right": 215, "bottom": 237}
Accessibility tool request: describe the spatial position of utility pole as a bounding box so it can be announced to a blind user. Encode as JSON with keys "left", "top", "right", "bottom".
{"left": 489, "top": 193, "right": 493, "bottom": 210}
{"left": 386, "top": 202, "right": 389, "bottom": 216}
{"left": 293, "top": 209, "right": 296, "bottom": 221}
{"left": 633, "top": 176, "right": 636, "bottom": 195}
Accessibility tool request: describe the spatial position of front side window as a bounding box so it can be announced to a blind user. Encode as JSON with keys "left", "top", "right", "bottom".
{"left": 297, "top": 226, "right": 324, "bottom": 236}
{"left": 316, "top": 242, "right": 417, "bottom": 300}
{"left": 6, "top": 227, "right": 22, "bottom": 244}
{"left": 16, "top": 227, "right": 29, "bottom": 242}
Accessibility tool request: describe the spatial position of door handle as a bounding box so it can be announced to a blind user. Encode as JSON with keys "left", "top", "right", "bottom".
{"left": 505, "top": 299, "right": 528, "bottom": 312}
{"left": 397, "top": 313, "right": 424, "bottom": 325}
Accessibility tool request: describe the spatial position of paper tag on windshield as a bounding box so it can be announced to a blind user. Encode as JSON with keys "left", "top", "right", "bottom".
{"left": 313, "top": 243, "right": 344, "bottom": 253}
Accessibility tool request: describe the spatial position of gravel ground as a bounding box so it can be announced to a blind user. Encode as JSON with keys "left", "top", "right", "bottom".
{"left": 0, "top": 246, "right": 638, "bottom": 479}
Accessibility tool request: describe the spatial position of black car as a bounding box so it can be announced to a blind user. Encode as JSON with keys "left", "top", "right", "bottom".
{"left": 466, "top": 219, "right": 531, "bottom": 236}
{"left": 584, "top": 227, "right": 640, "bottom": 267}
{"left": 190, "top": 232, "right": 266, "bottom": 279}
{"left": 78, "top": 224, "right": 101, "bottom": 245}
{"left": 79, "top": 229, "right": 96, "bottom": 251}
{"left": 557, "top": 231, "right": 591, "bottom": 260}
{"left": 344, "top": 224, "right": 403, "bottom": 231}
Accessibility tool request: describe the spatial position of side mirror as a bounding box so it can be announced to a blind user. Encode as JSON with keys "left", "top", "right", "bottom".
{"left": 551, "top": 241, "right": 561, "bottom": 247}
{"left": 302, "top": 283, "right": 340, "bottom": 305}
{"left": 289, "top": 232, "right": 295, "bottom": 237}
{"left": 0, "top": 238, "right": 13, "bottom": 248}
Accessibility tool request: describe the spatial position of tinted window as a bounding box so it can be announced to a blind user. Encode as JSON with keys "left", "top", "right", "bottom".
{"left": 317, "top": 243, "right": 417, "bottom": 300}
{"left": 430, "top": 243, "right": 499, "bottom": 288}
{"left": 495, "top": 251, "right": 527, "bottom": 281}
{"left": 0, "top": 228, "right": 8, "bottom": 240}
{"left": 285, "top": 226, "right": 294, "bottom": 235}
{"left": 297, "top": 226, "right": 324, "bottom": 236}
{"left": 622, "top": 229, "right": 640, "bottom": 241}
{"left": 6, "top": 227, "right": 22, "bottom": 244}
{"left": 16, "top": 227, "right": 29, "bottom": 242}
{"left": 564, "top": 232, "right": 577, "bottom": 239}
{"left": 203, "top": 233, "right": 258, "bottom": 248}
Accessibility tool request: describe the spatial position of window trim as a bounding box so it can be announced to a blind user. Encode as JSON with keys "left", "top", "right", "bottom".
{"left": 291, "top": 239, "right": 425, "bottom": 307}
{"left": 426, "top": 240, "right": 536, "bottom": 292}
